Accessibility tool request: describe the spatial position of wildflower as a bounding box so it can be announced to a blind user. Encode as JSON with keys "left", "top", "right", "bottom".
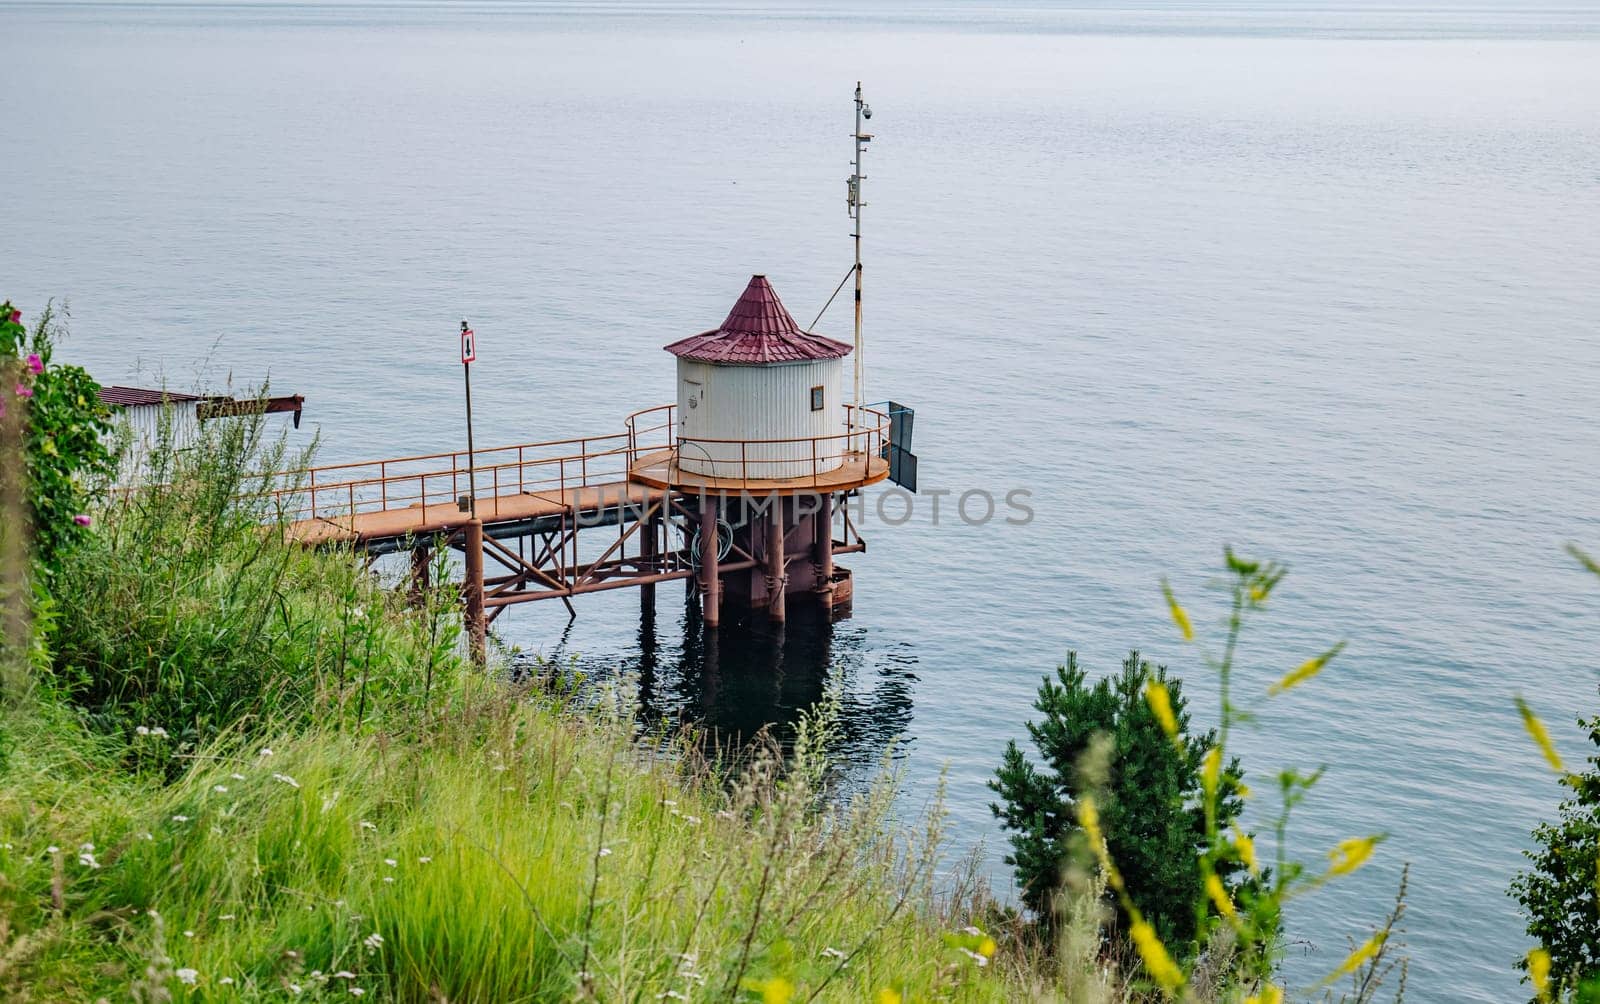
{"left": 417, "top": 856, "right": 432, "bottom": 864}
{"left": 661, "top": 799, "right": 677, "bottom": 807}
{"left": 383, "top": 858, "right": 397, "bottom": 867}
{"left": 875, "top": 990, "right": 903, "bottom": 1004}
{"left": 219, "top": 976, "right": 235, "bottom": 985}
{"left": 1516, "top": 697, "right": 1571, "bottom": 778}
{"left": 15, "top": 383, "right": 32, "bottom": 399}
{"left": 598, "top": 847, "right": 612, "bottom": 858}
{"left": 349, "top": 990, "right": 364, "bottom": 998}
{"left": 136, "top": 726, "right": 149, "bottom": 736}
{"left": 258, "top": 747, "right": 273, "bottom": 758}
{"left": 214, "top": 785, "right": 229, "bottom": 793}
{"left": 747, "top": 976, "right": 794, "bottom": 1004}
{"left": 183, "top": 930, "right": 195, "bottom": 938}
{"left": 73, "top": 513, "right": 92, "bottom": 527}
{"left": 333, "top": 971, "right": 357, "bottom": 979}
{"left": 977, "top": 936, "right": 997, "bottom": 959}
{"left": 1205, "top": 873, "right": 1237, "bottom": 921}
{"left": 175, "top": 968, "right": 199, "bottom": 985}
{"left": 382, "top": 876, "right": 395, "bottom": 884}
{"left": 1129, "top": 918, "right": 1184, "bottom": 992}
{"left": 962, "top": 925, "right": 982, "bottom": 937}
{"left": 288, "top": 984, "right": 303, "bottom": 995}
{"left": 1528, "top": 948, "right": 1552, "bottom": 1001}
{"left": 363, "top": 932, "right": 383, "bottom": 952}
{"left": 272, "top": 773, "right": 300, "bottom": 789}
{"left": 1243, "top": 986, "right": 1283, "bottom": 1004}
{"left": 172, "top": 815, "right": 190, "bottom": 823}
{"left": 220, "top": 914, "right": 235, "bottom": 921}
{"left": 1322, "top": 931, "right": 1387, "bottom": 984}
{"left": 1144, "top": 679, "right": 1179, "bottom": 739}
{"left": 1327, "top": 835, "right": 1380, "bottom": 877}
{"left": 820, "top": 947, "right": 846, "bottom": 960}
{"left": 8, "top": 309, "right": 19, "bottom": 322}
{"left": 1232, "top": 825, "right": 1260, "bottom": 877}
{"left": 1269, "top": 641, "right": 1347, "bottom": 696}
{"left": 230, "top": 772, "right": 245, "bottom": 781}
{"left": 79, "top": 849, "right": 100, "bottom": 868}
{"left": 46, "top": 845, "right": 60, "bottom": 854}
{"left": 26, "top": 354, "right": 42, "bottom": 374}
{"left": 683, "top": 815, "right": 701, "bottom": 825}
{"left": 1161, "top": 579, "right": 1193, "bottom": 641}
{"left": 359, "top": 820, "right": 377, "bottom": 831}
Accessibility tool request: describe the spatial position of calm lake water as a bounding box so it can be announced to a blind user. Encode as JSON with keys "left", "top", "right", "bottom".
{"left": 6, "top": 2, "right": 1600, "bottom": 998}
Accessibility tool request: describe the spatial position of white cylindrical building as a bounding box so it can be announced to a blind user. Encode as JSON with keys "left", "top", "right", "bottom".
{"left": 665, "top": 275, "right": 854, "bottom": 481}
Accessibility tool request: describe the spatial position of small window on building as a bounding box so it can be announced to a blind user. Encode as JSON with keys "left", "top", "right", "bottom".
{"left": 810, "top": 385, "right": 825, "bottom": 411}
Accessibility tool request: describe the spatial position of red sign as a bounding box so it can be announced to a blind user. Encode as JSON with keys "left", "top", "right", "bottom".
{"left": 460, "top": 327, "right": 476, "bottom": 364}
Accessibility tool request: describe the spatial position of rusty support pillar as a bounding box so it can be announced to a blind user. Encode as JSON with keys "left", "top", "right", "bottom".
{"left": 766, "top": 495, "right": 786, "bottom": 623}
{"left": 815, "top": 492, "right": 834, "bottom": 599}
{"left": 464, "top": 519, "right": 486, "bottom": 665}
{"left": 700, "top": 496, "right": 719, "bottom": 629}
{"left": 640, "top": 505, "right": 657, "bottom": 614}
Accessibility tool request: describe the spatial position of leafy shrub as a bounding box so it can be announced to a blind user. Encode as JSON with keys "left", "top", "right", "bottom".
{"left": 990, "top": 650, "right": 1248, "bottom": 952}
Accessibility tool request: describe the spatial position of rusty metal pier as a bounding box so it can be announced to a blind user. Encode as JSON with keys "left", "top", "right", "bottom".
{"left": 265, "top": 405, "right": 892, "bottom": 660}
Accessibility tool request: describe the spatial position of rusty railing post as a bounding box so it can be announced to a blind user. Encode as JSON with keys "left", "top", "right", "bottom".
{"left": 464, "top": 518, "right": 486, "bottom": 666}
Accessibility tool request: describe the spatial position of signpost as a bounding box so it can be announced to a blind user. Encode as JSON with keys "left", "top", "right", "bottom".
{"left": 460, "top": 320, "right": 477, "bottom": 517}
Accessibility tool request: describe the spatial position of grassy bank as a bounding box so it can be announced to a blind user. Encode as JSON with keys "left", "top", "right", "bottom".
{"left": 0, "top": 396, "right": 1103, "bottom": 1002}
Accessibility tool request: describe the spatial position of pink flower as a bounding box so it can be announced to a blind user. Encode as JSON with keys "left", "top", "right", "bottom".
{"left": 14, "top": 384, "right": 32, "bottom": 399}
{"left": 73, "top": 514, "right": 92, "bottom": 527}
{"left": 7, "top": 310, "right": 18, "bottom": 324}
{"left": 26, "top": 354, "right": 42, "bottom": 375}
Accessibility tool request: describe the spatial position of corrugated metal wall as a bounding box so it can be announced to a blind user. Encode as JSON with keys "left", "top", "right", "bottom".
{"left": 676, "top": 357, "right": 845, "bottom": 479}
{"left": 111, "top": 402, "right": 199, "bottom": 483}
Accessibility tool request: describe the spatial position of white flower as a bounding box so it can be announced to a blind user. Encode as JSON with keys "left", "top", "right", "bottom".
{"left": 45, "top": 845, "right": 60, "bottom": 854}
{"left": 310, "top": 970, "right": 323, "bottom": 980}
{"left": 349, "top": 990, "right": 365, "bottom": 998}
{"left": 271, "top": 773, "right": 300, "bottom": 789}
{"left": 333, "top": 971, "right": 357, "bottom": 979}
{"left": 363, "top": 932, "right": 383, "bottom": 952}
{"left": 136, "top": 726, "right": 149, "bottom": 736}
{"left": 962, "top": 925, "right": 984, "bottom": 937}
{"left": 417, "top": 856, "right": 432, "bottom": 864}
{"left": 598, "top": 847, "right": 612, "bottom": 858}
{"left": 683, "top": 815, "right": 701, "bottom": 825}
{"left": 79, "top": 842, "right": 94, "bottom": 852}
{"left": 213, "top": 785, "right": 228, "bottom": 794}
{"left": 491, "top": 764, "right": 507, "bottom": 772}
{"left": 78, "top": 851, "right": 100, "bottom": 869}
{"left": 219, "top": 976, "right": 234, "bottom": 985}
{"left": 382, "top": 876, "right": 395, "bottom": 884}
{"left": 821, "top": 947, "right": 846, "bottom": 959}
{"left": 288, "top": 983, "right": 303, "bottom": 995}
{"left": 175, "top": 967, "right": 199, "bottom": 985}
{"left": 220, "top": 914, "right": 236, "bottom": 921}
{"left": 230, "top": 772, "right": 245, "bottom": 781}
{"left": 171, "top": 815, "right": 190, "bottom": 823}
{"left": 140, "top": 832, "right": 154, "bottom": 841}
{"left": 359, "top": 820, "right": 377, "bottom": 831}
{"left": 147, "top": 726, "right": 169, "bottom": 738}
{"left": 383, "top": 858, "right": 397, "bottom": 868}
{"left": 660, "top": 799, "right": 677, "bottom": 807}
{"left": 258, "top": 747, "right": 273, "bottom": 758}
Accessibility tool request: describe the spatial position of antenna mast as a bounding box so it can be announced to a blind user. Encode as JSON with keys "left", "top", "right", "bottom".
{"left": 847, "top": 82, "right": 872, "bottom": 425}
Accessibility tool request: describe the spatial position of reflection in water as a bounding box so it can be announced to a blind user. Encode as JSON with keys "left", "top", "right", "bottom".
{"left": 538, "top": 592, "right": 919, "bottom": 783}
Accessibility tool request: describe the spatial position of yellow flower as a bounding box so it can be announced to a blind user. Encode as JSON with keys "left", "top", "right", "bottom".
{"left": 1161, "top": 579, "right": 1193, "bottom": 641}
{"left": 1327, "top": 836, "right": 1379, "bottom": 877}
{"left": 1201, "top": 747, "right": 1221, "bottom": 796}
{"left": 1269, "top": 641, "right": 1347, "bottom": 695}
{"left": 977, "top": 937, "right": 996, "bottom": 959}
{"left": 1145, "top": 680, "right": 1179, "bottom": 739}
{"left": 755, "top": 976, "right": 794, "bottom": 1004}
{"left": 1232, "top": 826, "right": 1260, "bottom": 877}
{"left": 875, "top": 989, "right": 902, "bottom": 1004}
{"left": 1243, "top": 985, "right": 1284, "bottom": 1004}
{"left": 1129, "top": 918, "right": 1185, "bottom": 993}
{"left": 1324, "top": 932, "right": 1386, "bottom": 983}
{"left": 1516, "top": 697, "right": 1569, "bottom": 777}
{"left": 1205, "top": 873, "right": 1237, "bottom": 922}
{"left": 1528, "top": 948, "right": 1552, "bottom": 1002}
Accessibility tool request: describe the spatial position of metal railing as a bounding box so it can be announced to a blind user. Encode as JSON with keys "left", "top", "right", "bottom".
{"left": 625, "top": 403, "right": 890, "bottom": 487}
{"left": 264, "top": 404, "right": 893, "bottom": 526}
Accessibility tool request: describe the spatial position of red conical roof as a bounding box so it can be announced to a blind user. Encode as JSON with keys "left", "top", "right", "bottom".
{"left": 665, "top": 275, "right": 854, "bottom": 364}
